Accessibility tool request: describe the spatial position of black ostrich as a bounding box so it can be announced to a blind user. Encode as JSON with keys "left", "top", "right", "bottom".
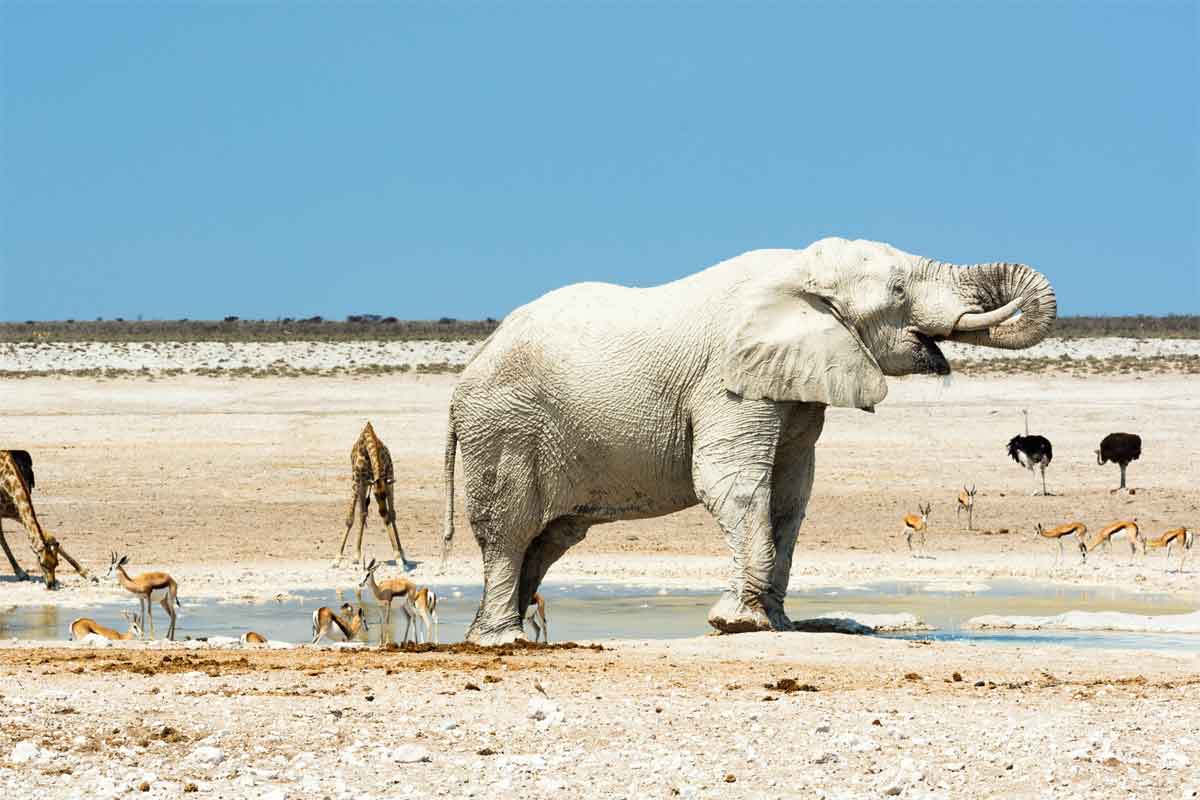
{"left": 1096, "top": 432, "right": 1141, "bottom": 493}
{"left": 1007, "top": 409, "right": 1054, "bottom": 496}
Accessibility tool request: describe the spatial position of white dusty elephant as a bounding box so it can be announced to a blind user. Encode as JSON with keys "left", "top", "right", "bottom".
{"left": 441, "top": 237, "right": 1056, "bottom": 643}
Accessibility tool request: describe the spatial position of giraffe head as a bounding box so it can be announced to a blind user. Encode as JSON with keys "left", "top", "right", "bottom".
{"left": 39, "top": 535, "right": 60, "bottom": 589}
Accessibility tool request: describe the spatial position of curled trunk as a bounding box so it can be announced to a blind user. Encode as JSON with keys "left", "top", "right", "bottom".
{"left": 945, "top": 261, "right": 1057, "bottom": 349}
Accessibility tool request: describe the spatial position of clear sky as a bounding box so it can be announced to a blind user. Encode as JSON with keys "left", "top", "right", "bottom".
{"left": 1, "top": 2, "right": 1196, "bottom": 322}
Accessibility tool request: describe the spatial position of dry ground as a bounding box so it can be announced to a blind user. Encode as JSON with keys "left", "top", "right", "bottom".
{"left": 1, "top": 372, "right": 1198, "bottom": 798}
{"left": 1, "top": 635, "right": 1197, "bottom": 799}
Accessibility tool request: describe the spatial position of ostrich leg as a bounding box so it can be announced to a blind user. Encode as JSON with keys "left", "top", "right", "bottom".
{"left": 1119, "top": 464, "right": 1127, "bottom": 491}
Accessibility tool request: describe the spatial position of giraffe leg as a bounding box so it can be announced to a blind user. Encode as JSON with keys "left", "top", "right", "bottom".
{"left": 333, "top": 481, "right": 363, "bottom": 567}
{"left": 383, "top": 485, "right": 414, "bottom": 570}
{"left": 0, "top": 520, "right": 31, "bottom": 581}
{"left": 355, "top": 487, "right": 371, "bottom": 569}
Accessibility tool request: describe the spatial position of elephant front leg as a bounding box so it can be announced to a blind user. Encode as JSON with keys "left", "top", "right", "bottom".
{"left": 764, "top": 441, "right": 816, "bottom": 631}
{"left": 693, "top": 439, "right": 781, "bottom": 633}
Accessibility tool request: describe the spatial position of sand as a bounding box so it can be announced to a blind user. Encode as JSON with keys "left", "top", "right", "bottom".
{"left": 1, "top": 362, "right": 1198, "bottom": 797}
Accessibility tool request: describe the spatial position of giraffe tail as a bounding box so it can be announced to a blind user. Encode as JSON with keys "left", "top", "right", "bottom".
{"left": 438, "top": 416, "right": 457, "bottom": 574}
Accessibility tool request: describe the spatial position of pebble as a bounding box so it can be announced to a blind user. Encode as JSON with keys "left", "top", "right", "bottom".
{"left": 10, "top": 741, "right": 40, "bottom": 764}
{"left": 188, "top": 745, "right": 225, "bottom": 766}
{"left": 392, "top": 745, "right": 432, "bottom": 764}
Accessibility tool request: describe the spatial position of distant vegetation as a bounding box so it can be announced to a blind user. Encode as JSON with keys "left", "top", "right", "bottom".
{"left": 0, "top": 314, "right": 1196, "bottom": 343}
{"left": 1051, "top": 314, "right": 1200, "bottom": 340}
{"left": 0, "top": 317, "right": 500, "bottom": 343}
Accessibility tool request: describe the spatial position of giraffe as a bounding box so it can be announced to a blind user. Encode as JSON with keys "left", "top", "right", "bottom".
{"left": 0, "top": 449, "right": 90, "bottom": 588}
{"left": 332, "top": 422, "right": 415, "bottom": 570}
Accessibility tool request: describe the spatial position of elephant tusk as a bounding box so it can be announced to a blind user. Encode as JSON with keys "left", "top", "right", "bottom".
{"left": 954, "top": 297, "right": 1023, "bottom": 331}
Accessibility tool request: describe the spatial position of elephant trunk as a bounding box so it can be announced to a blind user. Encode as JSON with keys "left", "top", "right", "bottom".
{"left": 943, "top": 261, "right": 1057, "bottom": 349}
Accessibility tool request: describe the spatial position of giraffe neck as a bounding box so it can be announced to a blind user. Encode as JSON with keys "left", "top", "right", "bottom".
{"left": 362, "top": 423, "right": 387, "bottom": 482}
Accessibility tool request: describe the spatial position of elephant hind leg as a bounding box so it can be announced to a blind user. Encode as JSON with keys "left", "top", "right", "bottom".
{"left": 518, "top": 516, "right": 589, "bottom": 617}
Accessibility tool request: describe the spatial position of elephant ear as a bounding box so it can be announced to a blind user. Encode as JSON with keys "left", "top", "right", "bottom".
{"left": 722, "top": 284, "right": 887, "bottom": 410}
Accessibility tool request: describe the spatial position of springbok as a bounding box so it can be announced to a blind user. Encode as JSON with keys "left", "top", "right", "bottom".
{"left": 240, "top": 631, "right": 268, "bottom": 645}
{"left": 404, "top": 586, "right": 440, "bottom": 645}
{"left": 956, "top": 485, "right": 977, "bottom": 530}
{"left": 1035, "top": 522, "right": 1087, "bottom": 566}
{"left": 524, "top": 591, "right": 548, "bottom": 643}
{"left": 105, "top": 553, "right": 180, "bottom": 640}
{"left": 1142, "top": 527, "right": 1193, "bottom": 572}
{"left": 903, "top": 503, "right": 932, "bottom": 555}
{"left": 311, "top": 603, "right": 369, "bottom": 644}
{"left": 69, "top": 611, "right": 142, "bottom": 642}
{"left": 1084, "top": 520, "right": 1142, "bottom": 564}
{"left": 360, "top": 556, "right": 417, "bottom": 642}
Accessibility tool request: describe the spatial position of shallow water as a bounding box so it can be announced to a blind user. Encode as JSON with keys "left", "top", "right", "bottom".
{"left": 0, "top": 580, "right": 1195, "bottom": 650}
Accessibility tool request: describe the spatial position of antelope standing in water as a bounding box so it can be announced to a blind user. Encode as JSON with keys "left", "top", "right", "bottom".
{"left": 403, "top": 585, "right": 440, "bottom": 645}
{"left": 105, "top": 553, "right": 180, "bottom": 640}
{"left": 903, "top": 503, "right": 932, "bottom": 555}
{"left": 69, "top": 611, "right": 142, "bottom": 641}
{"left": 524, "top": 592, "right": 548, "bottom": 643}
{"left": 1083, "top": 520, "right": 1142, "bottom": 564}
{"left": 1142, "top": 527, "right": 1193, "bottom": 572}
{"left": 1035, "top": 522, "right": 1087, "bottom": 566}
{"left": 956, "top": 485, "right": 977, "bottom": 530}
{"left": 311, "top": 603, "right": 369, "bottom": 644}
{"left": 360, "top": 558, "right": 417, "bottom": 644}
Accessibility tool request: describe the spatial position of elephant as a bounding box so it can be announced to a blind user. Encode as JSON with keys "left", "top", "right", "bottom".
{"left": 440, "top": 237, "right": 1056, "bottom": 643}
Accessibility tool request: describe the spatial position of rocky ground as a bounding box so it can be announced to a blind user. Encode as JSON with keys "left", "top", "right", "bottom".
{"left": 1, "top": 635, "right": 1197, "bottom": 800}
{"left": 1, "top": 366, "right": 1198, "bottom": 798}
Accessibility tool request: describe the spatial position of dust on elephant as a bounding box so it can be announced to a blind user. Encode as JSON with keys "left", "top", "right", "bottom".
{"left": 441, "top": 237, "right": 1056, "bottom": 643}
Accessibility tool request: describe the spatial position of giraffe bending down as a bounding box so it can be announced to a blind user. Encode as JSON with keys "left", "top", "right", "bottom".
{"left": 333, "top": 422, "right": 415, "bottom": 570}
{"left": 0, "top": 450, "right": 89, "bottom": 588}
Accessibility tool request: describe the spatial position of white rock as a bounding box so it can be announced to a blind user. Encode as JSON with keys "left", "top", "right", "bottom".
{"left": 392, "top": 745, "right": 432, "bottom": 763}
{"left": 1160, "top": 750, "right": 1191, "bottom": 770}
{"left": 528, "top": 697, "right": 564, "bottom": 727}
{"left": 10, "top": 741, "right": 40, "bottom": 764}
{"left": 188, "top": 745, "right": 225, "bottom": 766}
{"left": 261, "top": 789, "right": 288, "bottom": 800}
{"left": 439, "top": 720, "right": 458, "bottom": 731}
{"left": 834, "top": 733, "right": 879, "bottom": 753}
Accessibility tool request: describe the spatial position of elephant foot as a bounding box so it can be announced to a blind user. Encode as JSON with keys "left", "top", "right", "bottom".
{"left": 465, "top": 624, "right": 528, "bottom": 646}
{"left": 766, "top": 605, "right": 794, "bottom": 631}
{"left": 707, "top": 591, "right": 774, "bottom": 634}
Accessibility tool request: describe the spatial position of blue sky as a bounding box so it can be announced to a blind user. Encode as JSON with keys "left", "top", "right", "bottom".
{"left": 1, "top": 2, "right": 1196, "bottom": 321}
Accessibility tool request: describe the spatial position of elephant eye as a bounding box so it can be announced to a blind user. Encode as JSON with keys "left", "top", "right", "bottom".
{"left": 891, "top": 282, "right": 906, "bottom": 298}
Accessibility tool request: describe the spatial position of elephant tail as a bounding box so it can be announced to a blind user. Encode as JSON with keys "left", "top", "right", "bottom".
{"left": 438, "top": 418, "right": 458, "bottom": 574}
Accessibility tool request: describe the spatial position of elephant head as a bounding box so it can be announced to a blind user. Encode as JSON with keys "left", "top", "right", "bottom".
{"left": 723, "top": 237, "right": 1056, "bottom": 409}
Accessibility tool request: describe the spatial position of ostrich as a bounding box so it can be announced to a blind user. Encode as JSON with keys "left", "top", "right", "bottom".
{"left": 1007, "top": 409, "right": 1054, "bottom": 496}
{"left": 1095, "top": 432, "right": 1141, "bottom": 493}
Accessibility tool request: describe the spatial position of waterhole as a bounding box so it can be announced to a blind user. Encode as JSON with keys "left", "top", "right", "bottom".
{"left": 0, "top": 580, "right": 1195, "bottom": 651}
